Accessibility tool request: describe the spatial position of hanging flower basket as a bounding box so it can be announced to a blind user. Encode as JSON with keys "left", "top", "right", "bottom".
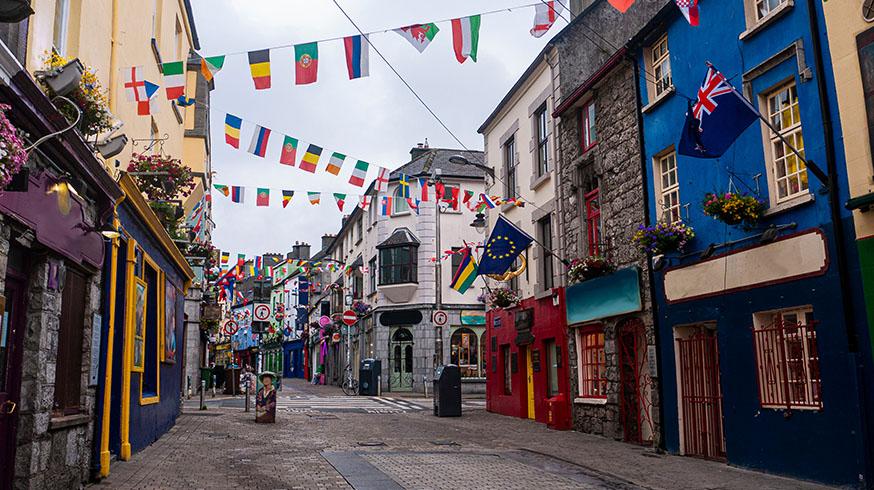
{"left": 38, "top": 52, "right": 113, "bottom": 137}
{"left": 127, "top": 153, "right": 195, "bottom": 201}
{"left": 0, "top": 104, "right": 28, "bottom": 191}
{"left": 702, "top": 192, "right": 765, "bottom": 227}
{"left": 487, "top": 288, "right": 520, "bottom": 309}
{"left": 351, "top": 300, "right": 371, "bottom": 316}
{"left": 632, "top": 222, "right": 696, "bottom": 255}
{"left": 568, "top": 255, "right": 616, "bottom": 284}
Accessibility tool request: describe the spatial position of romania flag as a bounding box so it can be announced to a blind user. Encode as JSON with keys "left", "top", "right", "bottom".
{"left": 300, "top": 144, "right": 322, "bottom": 173}
{"left": 450, "top": 247, "right": 478, "bottom": 294}
{"left": 225, "top": 114, "right": 242, "bottom": 148}
{"left": 248, "top": 49, "right": 271, "bottom": 90}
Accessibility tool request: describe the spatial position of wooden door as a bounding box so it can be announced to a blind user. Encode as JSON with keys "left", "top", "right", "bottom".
{"left": 0, "top": 276, "right": 27, "bottom": 487}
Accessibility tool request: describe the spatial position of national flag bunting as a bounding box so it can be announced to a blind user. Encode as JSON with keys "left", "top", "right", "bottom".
{"left": 220, "top": 252, "right": 230, "bottom": 265}
{"left": 214, "top": 184, "right": 229, "bottom": 197}
{"left": 248, "top": 49, "right": 271, "bottom": 90}
{"left": 161, "top": 61, "right": 185, "bottom": 99}
{"left": 334, "top": 193, "right": 346, "bottom": 211}
{"left": 254, "top": 256, "right": 263, "bottom": 278}
{"left": 349, "top": 160, "right": 369, "bottom": 187}
{"left": 200, "top": 55, "right": 225, "bottom": 90}
{"left": 449, "top": 247, "right": 478, "bottom": 294}
{"left": 607, "top": 0, "right": 636, "bottom": 13}
{"left": 451, "top": 15, "right": 480, "bottom": 64}
{"left": 137, "top": 80, "right": 161, "bottom": 116}
{"left": 418, "top": 178, "right": 429, "bottom": 201}
{"left": 374, "top": 166, "right": 390, "bottom": 193}
{"left": 176, "top": 96, "right": 195, "bottom": 106}
{"left": 398, "top": 174, "right": 411, "bottom": 198}
{"left": 326, "top": 152, "right": 346, "bottom": 176}
{"left": 282, "top": 190, "right": 294, "bottom": 208}
{"left": 531, "top": 2, "right": 563, "bottom": 38}
{"left": 256, "top": 188, "right": 270, "bottom": 207}
{"left": 380, "top": 196, "right": 392, "bottom": 216}
{"left": 123, "top": 66, "right": 147, "bottom": 102}
{"left": 300, "top": 145, "right": 322, "bottom": 173}
{"left": 443, "top": 186, "right": 460, "bottom": 210}
{"left": 435, "top": 181, "right": 445, "bottom": 200}
{"left": 344, "top": 35, "right": 369, "bottom": 80}
{"left": 395, "top": 23, "right": 440, "bottom": 53}
{"left": 280, "top": 135, "right": 298, "bottom": 166}
{"left": 675, "top": 0, "right": 700, "bottom": 26}
{"left": 248, "top": 125, "right": 271, "bottom": 158}
{"left": 225, "top": 114, "right": 242, "bottom": 148}
{"left": 231, "top": 186, "right": 244, "bottom": 203}
{"left": 480, "top": 193, "right": 497, "bottom": 209}
{"left": 358, "top": 195, "right": 372, "bottom": 210}
{"left": 308, "top": 192, "right": 321, "bottom": 205}
{"left": 295, "top": 42, "right": 319, "bottom": 85}
{"left": 463, "top": 190, "right": 476, "bottom": 210}
{"left": 406, "top": 198, "right": 420, "bottom": 214}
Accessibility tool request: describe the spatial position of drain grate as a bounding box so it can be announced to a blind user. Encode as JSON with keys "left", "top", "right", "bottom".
{"left": 357, "top": 440, "right": 386, "bottom": 447}
{"left": 306, "top": 413, "right": 339, "bottom": 420}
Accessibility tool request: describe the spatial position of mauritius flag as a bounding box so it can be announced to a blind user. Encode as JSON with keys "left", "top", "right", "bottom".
{"left": 344, "top": 35, "right": 369, "bottom": 79}
{"left": 395, "top": 23, "right": 439, "bottom": 53}
{"left": 225, "top": 114, "right": 242, "bottom": 148}
{"left": 451, "top": 15, "right": 480, "bottom": 64}
{"left": 161, "top": 61, "right": 186, "bottom": 99}
{"left": 295, "top": 42, "right": 319, "bottom": 85}
{"left": 256, "top": 188, "right": 270, "bottom": 207}
{"left": 248, "top": 125, "right": 271, "bottom": 158}
{"left": 450, "top": 247, "right": 478, "bottom": 294}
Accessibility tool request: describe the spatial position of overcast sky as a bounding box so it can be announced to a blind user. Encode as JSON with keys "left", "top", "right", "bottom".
{"left": 189, "top": 0, "right": 563, "bottom": 259}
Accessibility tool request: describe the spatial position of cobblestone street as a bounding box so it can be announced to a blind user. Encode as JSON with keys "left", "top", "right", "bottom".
{"left": 92, "top": 379, "right": 833, "bottom": 490}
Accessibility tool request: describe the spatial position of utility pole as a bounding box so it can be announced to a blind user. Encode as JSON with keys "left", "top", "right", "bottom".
{"left": 430, "top": 170, "right": 443, "bottom": 371}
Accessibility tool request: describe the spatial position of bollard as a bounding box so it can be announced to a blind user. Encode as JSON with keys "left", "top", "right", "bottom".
{"left": 200, "top": 380, "right": 206, "bottom": 410}
{"left": 212, "top": 375, "right": 216, "bottom": 398}
{"left": 424, "top": 375, "right": 429, "bottom": 398}
{"left": 187, "top": 375, "right": 191, "bottom": 399}
{"left": 244, "top": 377, "right": 250, "bottom": 413}
{"left": 377, "top": 375, "right": 382, "bottom": 397}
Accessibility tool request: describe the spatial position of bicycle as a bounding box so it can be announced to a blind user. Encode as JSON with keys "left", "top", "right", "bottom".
{"left": 341, "top": 364, "right": 359, "bottom": 396}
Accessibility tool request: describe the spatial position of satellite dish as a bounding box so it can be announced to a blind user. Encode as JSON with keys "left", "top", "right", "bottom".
{"left": 0, "top": 0, "right": 33, "bottom": 23}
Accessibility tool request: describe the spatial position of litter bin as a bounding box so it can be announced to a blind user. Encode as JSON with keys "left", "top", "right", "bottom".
{"left": 359, "top": 358, "right": 381, "bottom": 396}
{"left": 433, "top": 364, "right": 461, "bottom": 417}
{"left": 546, "top": 394, "right": 571, "bottom": 430}
{"left": 199, "top": 367, "right": 213, "bottom": 390}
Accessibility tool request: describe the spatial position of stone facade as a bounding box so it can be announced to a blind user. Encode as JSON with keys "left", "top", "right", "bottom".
{"left": 5, "top": 219, "right": 103, "bottom": 489}
{"left": 184, "top": 285, "right": 204, "bottom": 395}
{"left": 555, "top": 61, "right": 660, "bottom": 446}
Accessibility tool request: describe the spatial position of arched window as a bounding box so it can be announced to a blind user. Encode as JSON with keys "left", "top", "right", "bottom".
{"left": 393, "top": 186, "right": 410, "bottom": 215}
{"left": 450, "top": 328, "right": 480, "bottom": 378}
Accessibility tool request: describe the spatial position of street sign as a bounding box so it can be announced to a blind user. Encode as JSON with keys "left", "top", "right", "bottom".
{"left": 319, "top": 315, "right": 332, "bottom": 327}
{"left": 345, "top": 294, "right": 353, "bottom": 306}
{"left": 433, "top": 310, "right": 448, "bottom": 326}
{"left": 253, "top": 303, "right": 270, "bottom": 321}
{"left": 342, "top": 310, "right": 357, "bottom": 326}
{"left": 222, "top": 320, "right": 239, "bottom": 335}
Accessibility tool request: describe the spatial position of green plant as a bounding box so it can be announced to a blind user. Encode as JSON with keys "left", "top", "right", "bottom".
{"left": 568, "top": 255, "right": 615, "bottom": 283}
{"left": 702, "top": 192, "right": 765, "bottom": 227}
{"left": 127, "top": 153, "right": 195, "bottom": 201}
{"left": 487, "top": 288, "right": 520, "bottom": 309}
{"left": 39, "top": 52, "right": 113, "bottom": 137}
{"left": 632, "top": 222, "right": 696, "bottom": 255}
{"left": 0, "top": 104, "right": 27, "bottom": 190}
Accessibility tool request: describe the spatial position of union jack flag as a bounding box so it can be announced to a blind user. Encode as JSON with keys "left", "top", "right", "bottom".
{"left": 692, "top": 68, "right": 733, "bottom": 127}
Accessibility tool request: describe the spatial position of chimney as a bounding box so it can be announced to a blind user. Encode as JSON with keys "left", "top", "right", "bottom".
{"left": 297, "top": 242, "right": 311, "bottom": 260}
{"left": 410, "top": 139, "right": 430, "bottom": 161}
{"left": 321, "top": 234, "right": 335, "bottom": 252}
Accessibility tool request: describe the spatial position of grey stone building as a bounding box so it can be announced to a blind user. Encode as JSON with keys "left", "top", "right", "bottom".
{"left": 550, "top": 0, "right": 667, "bottom": 446}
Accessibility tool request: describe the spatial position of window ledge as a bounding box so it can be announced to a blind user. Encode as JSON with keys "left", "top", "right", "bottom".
{"left": 763, "top": 192, "right": 814, "bottom": 217}
{"left": 641, "top": 86, "right": 676, "bottom": 114}
{"left": 574, "top": 397, "right": 607, "bottom": 405}
{"left": 739, "top": 1, "right": 794, "bottom": 42}
{"left": 530, "top": 171, "right": 552, "bottom": 191}
{"left": 49, "top": 413, "right": 90, "bottom": 431}
{"left": 534, "top": 288, "right": 555, "bottom": 300}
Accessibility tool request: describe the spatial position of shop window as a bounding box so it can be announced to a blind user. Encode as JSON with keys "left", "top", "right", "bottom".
{"left": 545, "top": 339, "right": 560, "bottom": 398}
{"left": 535, "top": 103, "right": 550, "bottom": 175}
{"left": 54, "top": 266, "right": 87, "bottom": 415}
{"left": 764, "top": 82, "right": 808, "bottom": 203}
{"left": 450, "top": 328, "right": 482, "bottom": 378}
{"left": 753, "top": 307, "right": 822, "bottom": 410}
{"left": 141, "top": 262, "right": 161, "bottom": 401}
{"left": 575, "top": 325, "right": 607, "bottom": 399}
{"left": 581, "top": 100, "right": 597, "bottom": 152}
{"left": 585, "top": 187, "right": 602, "bottom": 256}
{"left": 379, "top": 246, "right": 417, "bottom": 285}
{"left": 502, "top": 345, "right": 512, "bottom": 395}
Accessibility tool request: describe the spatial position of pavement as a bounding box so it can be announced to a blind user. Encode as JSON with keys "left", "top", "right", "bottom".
{"left": 93, "top": 378, "right": 834, "bottom": 490}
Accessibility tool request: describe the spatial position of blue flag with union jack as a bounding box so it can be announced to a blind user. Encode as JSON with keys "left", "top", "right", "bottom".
{"left": 678, "top": 66, "right": 759, "bottom": 158}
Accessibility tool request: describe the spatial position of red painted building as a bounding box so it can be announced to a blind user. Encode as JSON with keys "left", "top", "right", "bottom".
{"left": 485, "top": 289, "right": 571, "bottom": 429}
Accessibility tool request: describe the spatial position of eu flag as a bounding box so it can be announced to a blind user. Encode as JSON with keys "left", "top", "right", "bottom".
{"left": 478, "top": 215, "right": 534, "bottom": 275}
{"left": 678, "top": 66, "right": 760, "bottom": 158}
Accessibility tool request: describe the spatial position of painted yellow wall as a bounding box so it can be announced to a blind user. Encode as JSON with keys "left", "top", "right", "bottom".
{"left": 822, "top": 3, "right": 874, "bottom": 238}
{"left": 26, "top": 0, "right": 198, "bottom": 177}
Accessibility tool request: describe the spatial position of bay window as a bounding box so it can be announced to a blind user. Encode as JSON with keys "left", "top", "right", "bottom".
{"left": 379, "top": 246, "right": 417, "bottom": 285}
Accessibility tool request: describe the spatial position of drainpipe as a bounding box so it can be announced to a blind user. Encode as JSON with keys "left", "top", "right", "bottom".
{"left": 631, "top": 54, "right": 666, "bottom": 451}
{"left": 107, "top": 0, "right": 120, "bottom": 113}
{"left": 806, "top": 0, "right": 870, "bottom": 482}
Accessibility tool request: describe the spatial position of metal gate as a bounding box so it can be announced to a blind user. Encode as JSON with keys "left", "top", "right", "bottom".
{"left": 677, "top": 328, "right": 726, "bottom": 460}
{"left": 618, "top": 318, "right": 655, "bottom": 444}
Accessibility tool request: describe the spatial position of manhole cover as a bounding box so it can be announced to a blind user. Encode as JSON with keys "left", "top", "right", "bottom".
{"left": 430, "top": 440, "right": 460, "bottom": 446}
{"left": 306, "top": 413, "right": 339, "bottom": 420}
{"left": 358, "top": 440, "right": 386, "bottom": 447}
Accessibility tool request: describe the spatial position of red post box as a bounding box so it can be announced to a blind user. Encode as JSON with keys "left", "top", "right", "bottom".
{"left": 546, "top": 394, "right": 571, "bottom": 430}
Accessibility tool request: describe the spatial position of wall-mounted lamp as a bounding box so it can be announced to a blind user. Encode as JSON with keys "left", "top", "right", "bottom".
{"left": 470, "top": 212, "right": 487, "bottom": 233}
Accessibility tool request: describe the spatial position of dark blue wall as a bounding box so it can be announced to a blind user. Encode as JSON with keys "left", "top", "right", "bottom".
{"left": 633, "top": 0, "right": 869, "bottom": 484}
{"left": 283, "top": 339, "right": 304, "bottom": 378}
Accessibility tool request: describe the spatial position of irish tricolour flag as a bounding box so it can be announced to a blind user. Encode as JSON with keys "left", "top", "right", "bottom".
{"left": 451, "top": 15, "right": 480, "bottom": 64}
{"left": 395, "top": 23, "right": 439, "bottom": 53}
{"left": 162, "top": 61, "right": 185, "bottom": 100}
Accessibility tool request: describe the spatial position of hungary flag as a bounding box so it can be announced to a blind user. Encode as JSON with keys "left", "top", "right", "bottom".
{"left": 451, "top": 15, "right": 480, "bottom": 64}
{"left": 295, "top": 42, "right": 319, "bottom": 85}
{"left": 162, "top": 61, "right": 185, "bottom": 99}
{"left": 394, "top": 23, "right": 439, "bottom": 53}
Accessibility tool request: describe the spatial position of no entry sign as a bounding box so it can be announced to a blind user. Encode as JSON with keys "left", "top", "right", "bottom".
{"left": 342, "top": 310, "right": 357, "bottom": 326}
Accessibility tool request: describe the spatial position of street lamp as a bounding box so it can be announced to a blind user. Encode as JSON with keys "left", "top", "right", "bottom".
{"left": 448, "top": 155, "right": 496, "bottom": 179}
{"left": 470, "top": 212, "right": 487, "bottom": 232}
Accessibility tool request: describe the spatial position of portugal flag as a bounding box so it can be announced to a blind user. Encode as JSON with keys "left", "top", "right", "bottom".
{"left": 295, "top": 42, "right": 319, "bottom": 85}
{"left": 256, "top": 188, "right": 270, "bottom": 207}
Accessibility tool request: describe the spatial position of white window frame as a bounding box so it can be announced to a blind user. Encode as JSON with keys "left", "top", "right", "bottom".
{"left": 649, "top": 34, "right": 672, "bottom": 100}
{"left": 762, "top": 81, "right": 808, "bottom": 205}
{"left": 754, "top": 0, "right": 789, "bottom": 21}
{"left": 653, "top": 150, "right": 681, "bottom": 223}
{"left": 392, "top": 186, "right": 410, "bottom": 216}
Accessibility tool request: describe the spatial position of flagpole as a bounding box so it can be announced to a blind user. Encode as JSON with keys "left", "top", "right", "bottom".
{"left": 706, "top": 61, "right": 830, "bottom": 188}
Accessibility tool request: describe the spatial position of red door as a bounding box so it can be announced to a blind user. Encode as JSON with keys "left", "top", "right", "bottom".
{"left": 0, "top": 275, "right": 27, "bottom": 487}
{"left": 677, "top": 328, "right": 726, "bottom": 460}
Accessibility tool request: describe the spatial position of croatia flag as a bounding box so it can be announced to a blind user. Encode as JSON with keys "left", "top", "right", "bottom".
{"left": 344, "top": 35, "right": 369, "bottom": 80}
{"left": 675, "top": 0, "right": 700, "bottom": 26}
{"left": 248, "top": 125, "right": 271, "bottom": 158}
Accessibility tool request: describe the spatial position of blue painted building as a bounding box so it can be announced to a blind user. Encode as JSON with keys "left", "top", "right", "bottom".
{"left": 630, "top": 0, "right": 872, "bottom": 485}
{"left": 94, "top": 174, "right": 194, "bottom": 470}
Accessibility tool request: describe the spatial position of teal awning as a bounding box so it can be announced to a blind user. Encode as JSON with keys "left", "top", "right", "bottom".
{"left": 566, "top": 266, "right": 642, "bottom": 325}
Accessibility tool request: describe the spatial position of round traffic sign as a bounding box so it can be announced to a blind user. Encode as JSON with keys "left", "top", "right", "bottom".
{"left": 222, "top": 320, "right": 239, "bottom": 335}
{"left": 342, "top": 310, "right": 357, "bottom": 326}
{"left": 253, "top": 304, "right": 271, "bottom": 321}
{"left": 319, "top": 315, "right": 332, "bottom": 327}
{"left": 433, "top": 310, "right": 448, "bottom": 326}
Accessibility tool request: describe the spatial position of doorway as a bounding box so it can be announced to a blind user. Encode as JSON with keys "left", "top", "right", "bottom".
{"left": 676, "top": 325, "right": 726, "bottom": 460}
{"left": 618, "top": 318, "right": 654, "bottom": 444}
{"left": 1, "top": 255, "right": 28, "bottom": 486}
{"left": 525, "top": 347, "right": 535, "bottom": 420}
{"left": 389, "top": 328, "right": 413, "bottom": 391}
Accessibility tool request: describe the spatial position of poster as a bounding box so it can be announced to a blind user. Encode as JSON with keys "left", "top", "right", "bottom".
{"left": 133, "top": 278, "right": 146, "bottom": 371}
{"left": 163, "top": 279, "right": 177, "bottom": 363}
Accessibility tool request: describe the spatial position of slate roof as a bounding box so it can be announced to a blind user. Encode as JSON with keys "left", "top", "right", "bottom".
{"left": 377, "top": 227, "right": 421, "bottom": 249}
{"left": 389, "top": 148, "right": 486, "bottom": 181}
